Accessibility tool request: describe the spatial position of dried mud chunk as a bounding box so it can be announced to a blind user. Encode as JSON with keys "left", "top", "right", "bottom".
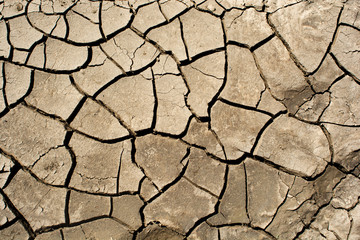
{"left": 254, "top": 115, "right": 329, "bottom": 178}
{"left": 185, "top": 148, "right": 225, "bottom": 197}
{"left": 313, "top": 166, "right": 345, "bottom": 206}
{"left": 211, "top": 101, "right": 270, "bottom": 160}
{"left": 0, "top": 20, "right": 11, "bottom": 58}
{"left": 140, "top": 177, "right": 159, "bottom": 202}
{"left": 8, "top": 16, "right": 43, "bottom": 50}
{"left": 219, "top": 225, "right": 272, "bottom": 240}
{"left": 69, "top": 190, "right": 110, "bottom": 222}
{"left": 4, "top": 170, "right": 67, "bottom": 230}
{"left": 27, "top": 11, "right": 61, "bottom": 35}
{"left": 309, "top": 205, "right": 351, "bottom": 240}
{"left": 0, "top": 0, "right": 26, "bottom": 18}
{"left": 341, "top": 0, "right": 360, "bottom": 28}
{"left": 257, "top": 89, "right": 287, "bottom": 115}
{"left": 135, "top": 134, "right": 188, "bottom": 189}
{"left": 0, "top": 194, "right": 15, "bottom": 227}
{"left": 0, "top": 221, "right": 29, "bottom": 240}
{"left": 0, "top": 154, "right": 13, "bottom": 188}
{"left": 66, "top": 10, "right": 103, "bottom": 44}
{"left": 332, "top": 25, "right": 360, "bottom": 80}
{"left": 224, "top": 8, "right": 273, "bottom": 46}
{"left": 246, "top": 159, "right": 294, "bottom": 228}
{"left": 97, "top": 73, "right": 154, "bottom": 132}
{"left": 266, "top": 177, "right": 318, "bottom": 239}
{"left": 311, "top": 55, "right": 343, "bottom": 92}
{"left": 331, "top": 175, "right": 360, "bottom": 210}
{"left": 26, "top": 71, "right": 83, "bottom": 120}
{"left": 182, "top": 118, "right": 225, "bottom": 159}
{"left": 70, "top": 98, "right": 129, "bottom": 140}
{"left": 269, "top": 0, "right": 342, "bottom": 72}
{"left": 207, "top": 163, "right": 248, "bottom": 225}
{"left": 158, "top": 0, "right": 192, "bottom": 20}
{"left": 180, "top": 9, "right": 224, "bottom": 58}
{"left": 321, "top": 76, "right": 360, "bottom": 125}
{"left": 349, "top": 204, "right": 360, "bottom": 240}
{"left": 136, "top": 223, "right": 183, "bottom": 240}
{"left": 44, "top": 38, "right": 89, "bottom": 71}
{"left": 148, "top": 19, "right": 187, "bottom": 61}
{"left": 182, "top": 51, "right": 225, "bottom": 117}
{"left": 0, "top": 105, "right": 66, "bottom": 167}
{"left": 254, "top": 37, "right": 312, "bottom": 113}
{"left": 101, "top": 1, "right": 132, "bottom": 37}
{"left": 188, "top": 222, "right": 218, "bottom": 240}
{"left": 63, "top": 218, "right": 132, "bottom": 240}
{"left": 30, "top": 147, "right": 72, "bottom": 185}
{"left": 112, "top": 195, "right": 143, "bottom": 230}
{"left": 295, "top": 92, "right": 330, "bottom": 122}
{"left": 216, "top": 0, "right": 263, "bottom": 10}
{"left": 3, "top": 62, "right": 32, "bottom": 106}
{"left": 73, "top": 47, "right": 123, "bottom": 96}
{"left": 154, "top": 74, "right": 192, "bottom": 135}
{"left": 143, "top": 179, "right": 217, "bottom": 234}
{"left": 221, "top": 46, "right": 265, "bottom": 107}
{"left": 35, "top": 231, "right": 62, "bottom": 240}
{"left": 69, "top": 135, "right": 143, "bottom": 194}
{"left": 324, "top": 124, "right": 360, "bottom": 171}
{"left": 100, "top": 29, "right": 159, "bottom": 72}
{"left": 132, "top": 2, "right": 166, "bottom": 33}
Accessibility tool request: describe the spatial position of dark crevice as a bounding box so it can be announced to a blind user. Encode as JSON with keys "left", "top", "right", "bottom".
{"left": 266, "top": 12, "right": 307, "bottom": 74}
{"left": 185, "top": 165, "right": 229, "bottom": 237}
{"left": 150, "top": 68, "right": 158, "bottom": 129}
{"left": 250, "top": 33, "right": 275, "bottom": 52}
{"left": 116, "top": 149, "right": 124, "bottom": 195}
{"left": 207, "top": 17, "right": 229, "bottom": 130}
{"left": 243, "top": 163, "right": 251, "bottom": 223}
{"left": 264, "top": 177, "right": 295, "bottom": 230}
{"left": 320, "top": 124, "right": 335, "bottom": 164}
{"left": 250, "top": 110, "right": 287, "bottom": 154}
{"left": 0, "top": 188, "right": 36, "bottom": 239}
{"left": 0, "top": 218, "right": 18, "bottom": 231}
{"left": 180, "top": 46, "right": 226, "bottom": 66}
{"left": 306, "top": 5, "right": 344, "bottom": 76}
{"left": 146, "top": 160, "right": 189, "bottom": 204}
{"left": 60, "top": 229, "right": 65, "bottom": 240}
{"left": 109, "top": 196, "right": 114, "bottom": 217}
{"left": 219, "top": 97, "right": 275, "bottom": 117}
{"left": 8, "top": 69, "right": 34, "bottom": 109}
{"left": 178, "top": 17, "right": 191, "bottom": 61}
{"left": 1, "top": 162, "right": 21, "bottom": 189}
{"left": 64, "top": 190, "right": 71, "bottom": 225}
{"left": 35, "top": 215, "right": 110, "bottom": 235}
{"left": 330, "top": 52, "right": 360, "bottom": 82}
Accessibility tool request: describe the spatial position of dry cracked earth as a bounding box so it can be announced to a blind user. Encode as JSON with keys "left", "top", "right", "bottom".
{"left": 0, "top": 0, "right": 360, "bottom": 239}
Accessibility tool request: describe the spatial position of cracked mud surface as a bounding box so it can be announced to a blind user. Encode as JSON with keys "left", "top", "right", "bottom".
{"left": 0, "top": 0, "right": 360, "bottom": 239}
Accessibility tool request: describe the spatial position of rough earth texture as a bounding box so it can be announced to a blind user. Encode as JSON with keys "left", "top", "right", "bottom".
{"left": 0, "top": 0, "right": 360, "bottom": 239}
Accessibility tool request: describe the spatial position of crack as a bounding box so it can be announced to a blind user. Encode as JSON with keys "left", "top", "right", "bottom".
{"left": 330, "top": 52, "right": 360, "bottom": 83}
{"left": 183, "top": 175, "right": 218, "bottom": 198}
{"left": 266, "top": 12, "right": 308, "bottom": 75}
{"left": 189, "top": 64, "right": 223, "bottom": 80}
{"left": 116, "top": 149, "right": 124, "bottom": 194}
{"left": 306, "top": 4, "right": 344, "bottom": 76}
{"left": 0, "top": 188, "right": 36, "bottom": 239}
{"left": 178, "top": 17, "right": 191, "bottom": 61}
{"left": 219, "top": 97, "right": 275, "bottom": 117}
{"left": 29, "top": 145, "right": 64, "bottom": 169}
{"left": 243, "top": 163, "right": 251, "bottom": 223}
{"left": 320, "top": 124, "right": 334, "bottom": 164}
{"left": 264, "top": 176, "right": 296, "bottom": 230}
{"left": 185, "top": 165, "right": 229, "bottom": 237}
